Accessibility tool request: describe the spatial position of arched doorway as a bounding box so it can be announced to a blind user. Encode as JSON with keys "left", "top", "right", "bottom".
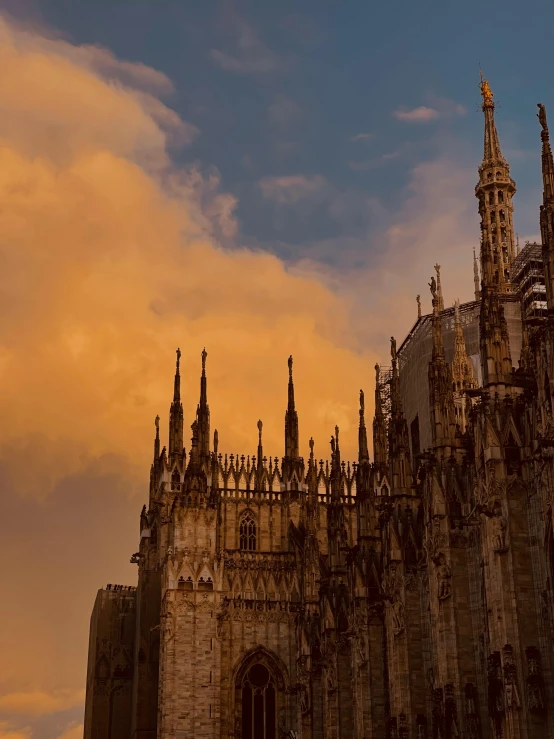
{"left": 241, "top": 663, "right": 276, "bottom": 739}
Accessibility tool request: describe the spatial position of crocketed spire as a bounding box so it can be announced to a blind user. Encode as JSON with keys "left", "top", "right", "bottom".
{"left": 168, "top": 348, "right": 184, "bottom": 463}
{"left": 358, "top": 389, "right": 369, "bottom": 464}
{"left": 196, "top": 348, "right": 210, "bottom": 459}
{"left": 284, "top": 355, "right": 299, "bottom": 460}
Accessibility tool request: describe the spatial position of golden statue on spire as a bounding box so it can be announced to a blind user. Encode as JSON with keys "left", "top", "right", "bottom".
{"left": 479, "top": 71, "right": 494, "bottom": 107}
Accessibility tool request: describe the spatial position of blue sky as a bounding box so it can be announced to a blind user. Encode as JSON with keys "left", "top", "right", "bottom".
{"left": 5, "top": 0, "right": 552, "bottom": 273}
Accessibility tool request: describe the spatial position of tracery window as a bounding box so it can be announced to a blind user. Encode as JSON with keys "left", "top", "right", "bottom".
{"left": 239, "top": 511, "right": 257, "bottom": 551}
{"left": 241, "top": 664, "right": 276, "bottom": 739}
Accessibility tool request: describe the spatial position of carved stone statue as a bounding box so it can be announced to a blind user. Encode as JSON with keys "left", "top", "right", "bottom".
{"left": 526, "top": 646, "right": 546, "bottom": 714}
{"left": 503, "top": 644, "right": 521, "bottom": 710}
{"left": 538, "top": 103, "right": 548, "bottom": 132}
{"left": 390, "top": 336, "right": 397, "bottom": 361}
{"left": 392, "top": 599, "right": 405, "bottom": 636}
{"left": 436, "top": 553, "right": 452, "bottom": 600}
{"left": 429, "top": 276, "right": 437, "bottom": 300}
{"left": 326, "top": 660, "right": 337, "bottom": 693}
{"left": 491, "top": 507, "right": 508, "bottom": 552}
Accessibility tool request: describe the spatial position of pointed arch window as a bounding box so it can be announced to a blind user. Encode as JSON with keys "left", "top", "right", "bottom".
{"left": 239, "top": 511, "right": 257, "bottom": 551}
{"left": 241, "top": 664, "right": 276, "bottom": 739}
{"left": 498, "top": 190, "right": 504, "bottom": 203}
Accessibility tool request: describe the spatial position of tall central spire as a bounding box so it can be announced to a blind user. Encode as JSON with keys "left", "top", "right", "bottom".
{"left": 480, "top": 73, "right": 504, "bottom": 162}
{"left": 476, "top": 73, "right": 517, "bottom": 290}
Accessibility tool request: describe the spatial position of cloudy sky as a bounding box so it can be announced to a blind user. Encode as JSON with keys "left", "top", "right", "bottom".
{"left": 0, "top": 1, "right": 552, "bottom": 738}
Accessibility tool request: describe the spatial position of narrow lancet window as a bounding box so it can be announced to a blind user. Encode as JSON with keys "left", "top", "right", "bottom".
{"left": 239, "top": 511, "right": 257, "bottom": 551}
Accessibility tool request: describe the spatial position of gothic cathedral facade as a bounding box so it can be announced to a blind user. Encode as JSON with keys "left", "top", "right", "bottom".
{"left": 84, "top": 79, "right": 554, "bottom": 739}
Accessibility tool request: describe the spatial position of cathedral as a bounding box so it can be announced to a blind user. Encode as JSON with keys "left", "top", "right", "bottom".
{"left": 83, "top": 78, "right": 554, "bottom": 739}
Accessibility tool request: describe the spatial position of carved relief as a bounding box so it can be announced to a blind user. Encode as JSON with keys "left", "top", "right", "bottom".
{"left": 465, "top": 683, "right": 481, "bottom": 739}
{"left": 525, "top": 646, "right": 546, "bottom": 715}
{"left": 382, "top": 564, "right": 406, "bottom": 635}
{"left": 488, "top": 651, "right": 505, "bottom": 726}
{"left": 436, "top": 552, "right": 452, "bottom": 600}
{"left": 490, "top": 505, "right": 508, "bottom": 553}
{"left": 503, "top": 644, "right": 521, "bottom": 710}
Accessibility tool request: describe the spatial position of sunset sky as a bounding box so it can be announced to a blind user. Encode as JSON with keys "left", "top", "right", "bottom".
{"left": 0, "top": 1, "right": 552, "bottom": 738}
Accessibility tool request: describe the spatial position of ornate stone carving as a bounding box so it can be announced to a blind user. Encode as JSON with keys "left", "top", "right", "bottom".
{"left": 431, "top": 687, "right": 444, "bottom": 739}
{"left": 488, "top": 651, "right": 504, "bottom": 724}
{"left": 416, "top": 714, "right": 428, "bottom": 739}
{"left": 465, "top": 682, "right": 481, "bottom": 739}
{"left": 525, "top": 646, "right": 546, "bottom": 715}
{"left": 503, "top": 644, "right": 521, "bottom": 710}
{"left": 382, "top": 564, "right": 406, "bottom": 635}
{"left": 449, "top": 529, "right": 470, "bottom": 549}
{"left": 444, "top": 683, "right": 459, "bottom": 737}
{"left": 490, "top": 505, "right": 508, "bottom": 553}
{"left": 436, "top": 552, "right": 452, "bottom": 600}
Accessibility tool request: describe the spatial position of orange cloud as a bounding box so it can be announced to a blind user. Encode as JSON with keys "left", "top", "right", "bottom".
{"left": 0, "top": 13, "right": 377, "bottom": 728}
{"left": 0, "top": 692, "right": 84, "bottom": 717}
{"left": 0, "top": 723, "right": 32, "bottom": 739}
{"left": 55, "top": 725, "right": 83, "bottom": 739}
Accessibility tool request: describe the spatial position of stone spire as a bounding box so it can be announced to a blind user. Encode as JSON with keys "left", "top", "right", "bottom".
{"left": 328, "top": 426, "right": 346, "bottom": 574}
{"left": 284, "top": 355, "right": 299, "bottom": 460}
{"left": 154, "top": 414, "right": 160, "bottom": 462}
{"left": 372, "top": 364, "right": 388, "bottom": 473}
{"left": 168, "top": 348, "right": 184, "bottom": 463}
{"left": 390, "top": 336, "right": 402, "bottom": 420}
{"left": 358, "top": 389, "right": 369, "bottom": 464}
{"left": 479, "top": 287, "right": 513, "bottom": 391}
{"left": 388, "top": 338, "right": 412, "bottom": 494}
{"left": 149, "top": 415, "right": 161, "bottom": 498}
{"left": 428, "top": 279, "right": 457, "bottom": 454}
{"left": 306, "top": 437, "right": 318, "bottom": 537}
{"left": 538, "top": 103, "right": 554, "bottom": 312}
{"left": 476, "top": 73, "right": 517, "bottom": 290}
{"left": 195, "top": 348, "right": 210, "bottom": 460}
{"left": 434, "top": 264, "right": 444, "bottom": 311}
{"left": 473, "top": 248, "right": 481, "bottom": 300}
{"left": 416, "top": 294, "right": 421, "bottom": 319}
{"left": 451, "top": 301, "right": 477, "bottom": 393}
{"left": 304, "top": 437, "right": 321, "bottom": 603}
{"left": 330, "top": 425, "right": 342, "bottom": 501}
